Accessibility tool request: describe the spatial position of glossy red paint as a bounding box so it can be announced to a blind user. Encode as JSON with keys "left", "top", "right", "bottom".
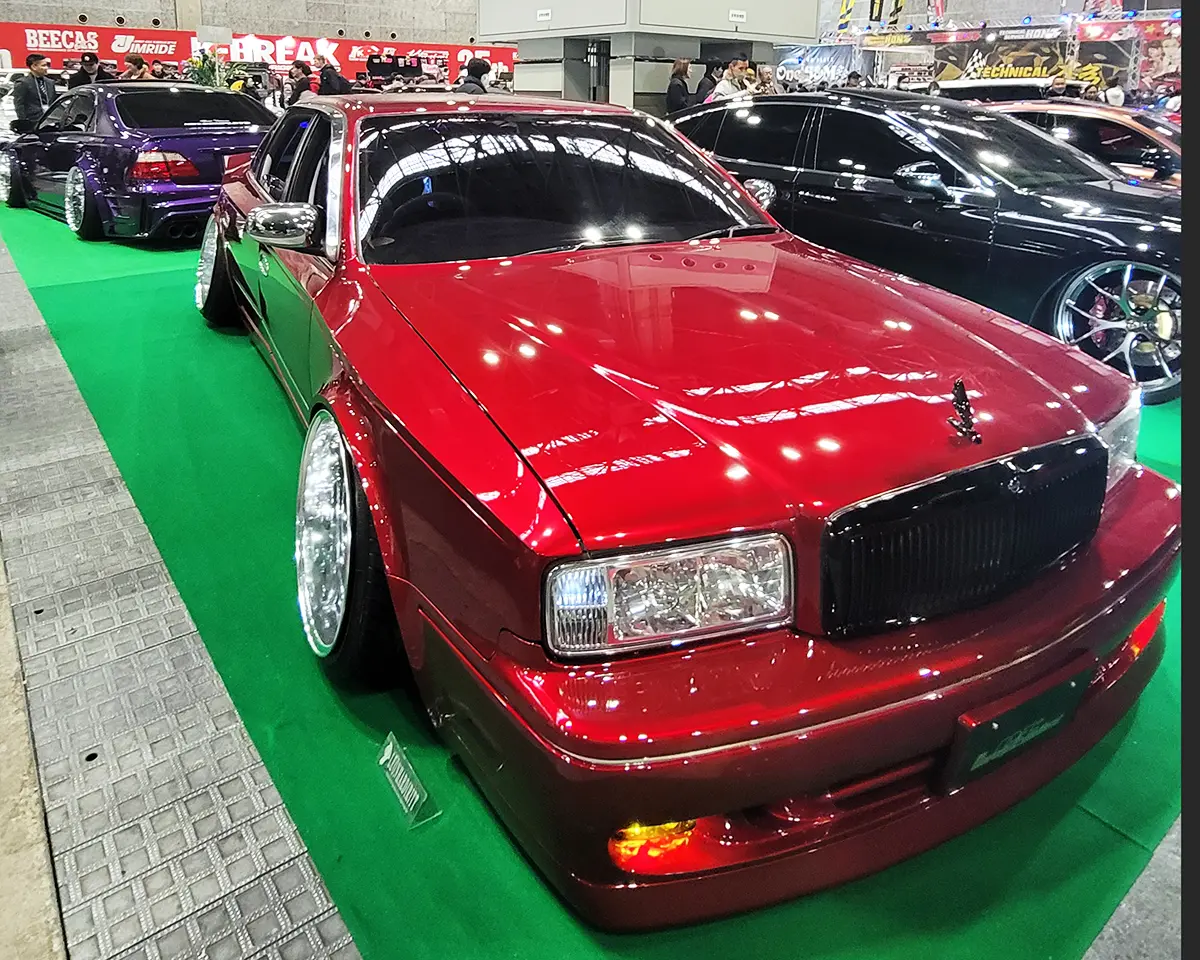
{"left": 214, "top": 93, "right": 1182, "bottom": 929}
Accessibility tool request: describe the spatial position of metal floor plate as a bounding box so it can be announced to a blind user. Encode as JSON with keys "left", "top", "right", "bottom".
{"left": 0, "top": 237, "right": 359, "bottom": 960}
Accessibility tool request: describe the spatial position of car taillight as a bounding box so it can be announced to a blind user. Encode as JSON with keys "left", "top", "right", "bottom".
{"left": 130, "top": 150, "right": 200, "bottom": 182}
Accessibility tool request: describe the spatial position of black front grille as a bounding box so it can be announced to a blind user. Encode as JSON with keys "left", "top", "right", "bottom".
{"left": 822, "top": 437, "right": 1108, "bottom": 637}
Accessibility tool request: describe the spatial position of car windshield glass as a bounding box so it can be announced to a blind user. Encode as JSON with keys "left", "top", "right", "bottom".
{"left": 1132, "top": 113, "right": 1181, "bottom": 146}
{"left": 114, "top": 89, "right": 275, "bottom": 129}
{"left": 913, "top": 110, "right": 1118, "bottom": 189}
{"left": 356, "top": 113, "right": 771, "bottom": 265}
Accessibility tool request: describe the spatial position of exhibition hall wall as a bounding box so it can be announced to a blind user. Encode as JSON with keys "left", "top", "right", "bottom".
{"left": 0, "top": 0, "right": 477, "bottom": 45}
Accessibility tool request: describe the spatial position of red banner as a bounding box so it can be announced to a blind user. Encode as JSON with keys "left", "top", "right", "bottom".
{"left": 0, "top": 22, "right": 517, "bottom": 77}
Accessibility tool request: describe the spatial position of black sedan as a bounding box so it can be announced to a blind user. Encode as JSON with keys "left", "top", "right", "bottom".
{"left": 669, "top": 90, "right": 1181, "bottom": 403}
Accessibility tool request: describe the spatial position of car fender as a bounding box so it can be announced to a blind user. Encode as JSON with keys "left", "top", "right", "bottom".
{"left": 73, "top": 153, "right": 117, "bottom": 228}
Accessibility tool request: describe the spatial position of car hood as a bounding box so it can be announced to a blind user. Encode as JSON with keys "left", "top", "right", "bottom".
{"left": 369, "top": 236, "right": 1094, "bottom": 552}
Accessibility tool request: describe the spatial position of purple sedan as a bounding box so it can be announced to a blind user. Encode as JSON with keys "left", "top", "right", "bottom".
{"left": 0, "top": 81, "right": 275, "bottom": 242}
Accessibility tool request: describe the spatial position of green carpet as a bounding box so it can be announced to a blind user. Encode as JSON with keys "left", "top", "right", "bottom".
{"left": 1, "top": 208, "right": 1181, "bottom": 960}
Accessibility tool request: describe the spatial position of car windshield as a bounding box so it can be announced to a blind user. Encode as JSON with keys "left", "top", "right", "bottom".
{"left": 115, "top": 89, "right": 275, "bottom": 129}
{"left": 1132, "top": 113, "right": 1181, "bottom": 146}
{"left": 913, "top": 110, "right": 1119, "bottom": 189}
{"left": 356, "top": 113, "right": 772, "bottom": 265}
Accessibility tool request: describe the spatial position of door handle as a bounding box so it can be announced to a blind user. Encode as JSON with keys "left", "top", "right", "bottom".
{"left": 258, "top": 250, "right": 270, "bottom": 276}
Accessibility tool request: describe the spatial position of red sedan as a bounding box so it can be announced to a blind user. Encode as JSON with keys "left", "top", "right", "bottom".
{"left": 196, "top": 93, "right": 1181, "bottom": 930}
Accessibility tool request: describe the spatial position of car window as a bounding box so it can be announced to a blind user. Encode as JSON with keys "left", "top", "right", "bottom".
{"left": 1091, "top": 120, "right": 1158, "bottom": 164}
{"left": 813, "top": 108, "right": 944, "bottom": 180}
{"left": 1006, "top": 111, "right": 1052, "bottom": 131}
{"left": 672, "top": 108, "right": 725, "bottom": 152}
{"left": 36, "top": 99, "right": 72, "bottom": 132}
{"left": 65, "top": 92, "right": 95, "bottom": 131}
{"left": 285, "top": 116, "right": 332, "bottom": 212}
{"left": 357, "top": 113, "right": 772, "bottom": 265}
{"left": 713, "top": 103, "right": 815, "bottom": 167}
{"left": 256, "top": 111, "right": 314, "bottom": 200}
{"left": 115, "top": 89, "right": 274, "bottom": 129}
{"left": 1132, "top": 114, "right": 1180, "bottom": 147}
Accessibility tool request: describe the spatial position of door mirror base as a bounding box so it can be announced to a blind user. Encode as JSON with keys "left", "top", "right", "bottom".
{"left": 246, "top": 202, "right": 320, "bottom": 251}
{"left": 893, "top": 161, "right": 952, "bottom": 201}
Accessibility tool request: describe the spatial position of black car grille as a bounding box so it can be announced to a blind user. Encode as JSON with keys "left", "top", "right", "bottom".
{"left": 821, "top": 437, "right": 1108, "bottom": 637}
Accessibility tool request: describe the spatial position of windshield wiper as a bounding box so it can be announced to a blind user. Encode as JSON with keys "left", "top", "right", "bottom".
{"left": 521, "top": 236, "right": 663, "bottom": 257}
{"left": 684, "top": 224, "right": 780, "bottom": 242}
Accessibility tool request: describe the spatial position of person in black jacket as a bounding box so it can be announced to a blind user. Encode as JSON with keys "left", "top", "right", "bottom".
{"left": 287, "top": 61, "right": 319, "bottom": 105}
{"left": 666, "top": 58, "right": 691, "bottom": 114}
{"left": 455, "top": 58, "right": 490, "bottom": 95}
{"left": 314, "top": 55, "right": 352, "bottom": 94}
{"left": 12, "top": 55, "right": 57, "bottom": 131}
{"left": 693, "top": 61, "right": 722, "bottom": 105}
{"left": 67, "top": 52, "right": 115, "bottom": 88}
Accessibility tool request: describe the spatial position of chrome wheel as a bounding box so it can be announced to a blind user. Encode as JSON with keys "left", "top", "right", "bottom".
{"left": 65, "top": 166, "right": 86, "bottom": 233}
{"left": 1053, "top": 260, "right": 1181, "bottom": 400}
{"left": 0, "top": 153, "right": 11, "bottom": 201}
{"left": 296, "top": 411, "right": 353, "bottom": 658}
{"left": 195, "top": 217, "right": 218, "bottom": 310}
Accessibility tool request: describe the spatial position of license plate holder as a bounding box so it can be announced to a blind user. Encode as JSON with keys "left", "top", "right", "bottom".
{"left": 941, "top": 654, "right": 1096, "bottom": 792}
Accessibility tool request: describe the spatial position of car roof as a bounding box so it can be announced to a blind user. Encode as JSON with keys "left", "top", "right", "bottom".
{"left": 671, "top": 89, "right": 989, "bottom": 121}
{"left": 315, "top": 91, "right": 635, "bottom": 119}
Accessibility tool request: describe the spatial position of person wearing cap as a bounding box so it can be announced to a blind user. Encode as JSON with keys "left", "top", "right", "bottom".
{"left": 68, "top": 52, "right": 115, "bottom": 88}
{"left": 12, "top": 54, "right": 58, "bottom": 130}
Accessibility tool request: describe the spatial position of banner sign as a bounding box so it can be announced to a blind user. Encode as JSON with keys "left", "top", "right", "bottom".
{"left": 0, "top": 21, "right": 517, "bottom": 77}
{"left": 934, "top": 37, "right": 1138, "bottom": 88}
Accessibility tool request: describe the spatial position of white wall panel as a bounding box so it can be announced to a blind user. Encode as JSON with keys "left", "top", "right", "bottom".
{"left": 480, "top": 0, "right": 628, "bottom": 39}
{"left": 639, "top": 0, "right": 818, "bottom": 41}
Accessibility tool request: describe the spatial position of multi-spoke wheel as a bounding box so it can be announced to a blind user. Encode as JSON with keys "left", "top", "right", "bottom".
{"left": 1052, "top": 260, "right": 1181, "bottom": 404}
{"left": 0, "top": 152, "right": 23, "bottom": 208}
{"left": 64, "top": 166, "right": 102, "bottom": 240}
{"left": 296, "top": 410, "right": 400, "bottom": 687}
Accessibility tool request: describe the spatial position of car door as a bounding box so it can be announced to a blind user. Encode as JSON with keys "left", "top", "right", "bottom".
{"left": 23, "top": 96, "right": 73, "bottom": 209}
{"left": 789, "top": 106, "right": 995, "bottom": 299}
{"left": 256, "top": 113, "right": 336, "bottom": 413}
{"left": 705, "top": 101, "right": 817, "bottom": 231}
{"left": 225, "top": 110, "right": 315, "bottom": 318}
{"left": 33, "top": 90, "right": 100, "bottom": 212}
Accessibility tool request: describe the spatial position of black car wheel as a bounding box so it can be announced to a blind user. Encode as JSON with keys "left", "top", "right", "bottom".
{"left": 64, "top": 166, "right": 103, "bottom": 240}
{"left": 195, "top": 216, "right": 241, "bottom": 329}
{"left": 0, "top": 153, "right": 25, "bottom": 208}
{"left": 295, "top": 409, "right": 401, "bottom": 688}
{"left": 1048, "top": 260, "right": 1181, "bottom": 405}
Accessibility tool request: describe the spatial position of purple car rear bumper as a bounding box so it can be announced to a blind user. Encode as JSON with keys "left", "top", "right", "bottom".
{"left": 105, "top": 182, "right": 221, "bottom": 239}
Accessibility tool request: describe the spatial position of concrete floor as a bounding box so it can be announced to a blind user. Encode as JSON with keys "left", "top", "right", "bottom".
{"left": 0, "top": 226, "right": 1181, "bottom": 960}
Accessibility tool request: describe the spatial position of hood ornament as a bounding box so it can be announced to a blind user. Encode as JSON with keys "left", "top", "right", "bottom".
{"left": 947, "top": 378, "right": 983, "bottom": 444}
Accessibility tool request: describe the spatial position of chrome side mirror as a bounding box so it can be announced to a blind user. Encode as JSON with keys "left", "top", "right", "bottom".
{"left": 246, "top": 202, "right": 319, "bottom": 250}
{"left": 893, "top": 161, "right": 951, "bottom": 201}
{"left": 743, "top": 177, "right": 777, "bottom": 210}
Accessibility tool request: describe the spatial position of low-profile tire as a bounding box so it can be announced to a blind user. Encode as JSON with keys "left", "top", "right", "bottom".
{"left": 296, "top": 409, "right": 402, "bottom": 689}
{"left": 1, "top": 153, "right": 26, "bottom": 208}
{"left": 196, "top": 216, "right": 241, "bottom": 329}
{"left": 1040, "top": 259, "right": 1181, "bottom": 405}
{"left": 64, "top": 166, "right": 103, "bottom": 241}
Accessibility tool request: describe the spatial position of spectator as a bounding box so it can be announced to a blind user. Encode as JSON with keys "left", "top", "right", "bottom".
{"left": 68, "top": 52, "right": 115, "bottom": 88}
{"left": 150, "top": 59, "right": 166, "bottom": 79}
{"left": 710, "top": 56, "right": 750, "bottom": 100}
{"left": 666, "top": 58, "right": 691, "bottom": 114}
{"left": 751, "top": 64, "right": 778, "bottom": 95}
{"left": 287, "top": 62, "right": 319, "bottom": 105}
{"left": 1045, "top": 75, "right": 1069, "bottom": 98}
{"left": 13, "top": 55, "right": 57, "bottom": 130}
{"left": 455, "top": 58, "right": 491, "bottom": 95}
{"left": 121, "top": 55, "right": 152, "bottom": 80}
{"left": 845, "top": 70, "right": 863, "bottom": 88}
{"left": 1082, "top": 83, "right": 1101, "bottom": 102}
{"left": 927, "top": 80, "right": 941, "bottom": 97}
{"left": 693, "top": 60, "right": 722, "bottom": 105}
{"left": 314, "top": 54, "right": 352, "bottom": 94}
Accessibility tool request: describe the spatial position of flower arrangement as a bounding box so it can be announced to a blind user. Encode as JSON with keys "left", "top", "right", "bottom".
{"left": 183, "top": 48, "right": 248, "bottom": 88}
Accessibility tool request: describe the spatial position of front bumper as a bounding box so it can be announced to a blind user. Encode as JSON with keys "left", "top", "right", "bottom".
{"left": 413, "top": 468, "right": 1180, "bottom": 931}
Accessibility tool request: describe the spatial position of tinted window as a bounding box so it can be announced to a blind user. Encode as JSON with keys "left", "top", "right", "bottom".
{"left": 1007, "top": 111, "right": 1052, "bottom": 131}
{"left": 1133, "top": 114, "right": 1180, "bottom": 146}
{"left": 713, "top": 103, "right": 814, "bottom": 167}
{"left": 916, "top": 111, "right": 1117, "bottom": 189}
{"left": 1042, "top": 116, "right": 1155, "bottom": 164}
{"left": 357, "top": 114, "right": 771, "bottom": 266}
{"left": 36, "top": 99, "right": 72, "bottom": 131}
{"left": 814, "top": 109, "right": 939, "bottom": 179}
{"left": 115, "top": 89, "right": 274, "bottom": 129}
{"left": 65, "top": 92, "right": 94, "bottom": 130}
{"left": 286, "top": 117, "right": 331, "bottom": 210}
{"left": 256, "top": 112, "right": 313, "bottom": 200}
{"left": 673, "top": 109, "right": 724, "bottom": 151}
{"left": 941, "top": 84, "right": 1045, "bottom": 102}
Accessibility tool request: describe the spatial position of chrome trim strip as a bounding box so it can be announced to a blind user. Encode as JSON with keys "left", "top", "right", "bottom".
{"left": 325, "top": 110, "right": 346, "bottom": 261}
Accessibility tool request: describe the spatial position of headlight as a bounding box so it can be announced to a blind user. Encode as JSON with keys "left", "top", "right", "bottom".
{"left": 545, "top": 533, "right": 793, "bottom": 657}
{"left": 1097, "top": 389, "right": 1141, "bottom": 491}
